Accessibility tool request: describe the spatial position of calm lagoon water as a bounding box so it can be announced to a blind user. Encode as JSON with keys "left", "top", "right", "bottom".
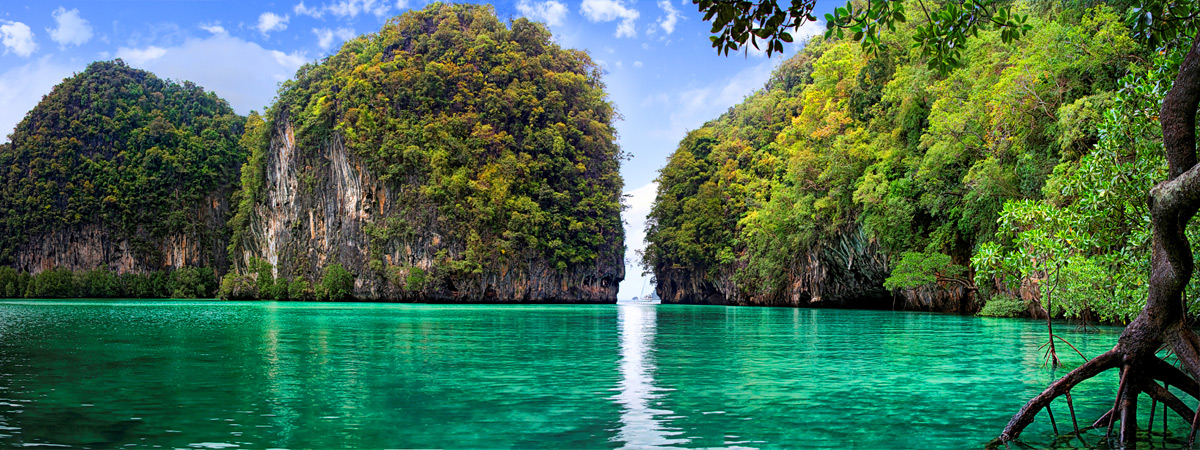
{"left": 0, "top": 300, "right": 1169, "bottom": 448}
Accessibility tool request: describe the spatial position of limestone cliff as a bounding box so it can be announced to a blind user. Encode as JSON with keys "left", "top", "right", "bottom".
{"left": 0, "top": 60, "right": 245, "bottom": 276}
{"left": 226, "top": 4, "right": 625, "bottom": 302}
{"left": 12, "top": 193, "right": 232, "bottom": 275}
{"left": 235, "top": 120, "right": 622, "bottom": 302}
{"left": 655, "top": 227, "right": 891, "bottom": 308}
{"left": 654, "top": 226, "right": 979, "bottom": 312}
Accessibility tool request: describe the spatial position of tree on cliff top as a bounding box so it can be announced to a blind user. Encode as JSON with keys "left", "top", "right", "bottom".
{"left": 0, "top": 60, "right": 246, "bottom": 268}
{"left": 696, "top": 0, "right": 1199, "bottom": 446}
{"left": 229, "top": 3, "right": 625, "bottom": 289}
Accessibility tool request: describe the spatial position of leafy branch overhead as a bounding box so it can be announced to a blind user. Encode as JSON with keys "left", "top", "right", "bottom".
{"left": 697, "top": 0, "right": 1030, "bottom": 71}
{"left": 695, "top": 0, "right": 1192, "bottom": 72}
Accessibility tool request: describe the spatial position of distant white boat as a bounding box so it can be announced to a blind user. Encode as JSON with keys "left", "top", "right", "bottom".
{"left": 618, "top": 298, "right": 660, "bottom": 305}
{"left": 618, "top": 281, "right": 660, "bottom": 304}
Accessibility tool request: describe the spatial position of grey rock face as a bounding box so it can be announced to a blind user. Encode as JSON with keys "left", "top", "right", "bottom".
{"left": 654, "top": 226, "right": 977, "bottom": 313}
{"left": 236, "top": 120, "right": 623, "bottom": 303}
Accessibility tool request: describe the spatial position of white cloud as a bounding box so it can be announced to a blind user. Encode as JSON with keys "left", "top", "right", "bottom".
{"left": 581, "top": 0, "right": 639, "bottom": 38}
{"left": 625, "top": 182, "right": 657, "bottom": 220}
{"left": 199, "top": 23, "right": 227, "bottom": 35}
{"left": 294, "top": 0, "right": 394, "bottom": 19}
{"left": 313, "top": 27, "right": 356, "bottom": 50}
{"left": 116, "top": 35, "right": 309, "bottom": 114}
{"left": 294, "top": 1, "right": 324, "bottom": 18}
{"left": 257, "top": 12, "right": 289, "bottom": 36}
{"left": 47, "top": 7, "right": 93, "bottom": 48}
{"left": 614, "top": 19, "right": 636, "bottom": 38}
{"left": 0, "top": 56, "right": 76, "bottom": 143}
{"left": 271, "top": 50, "right": 307, "bottom": 68}
{"left": 793, "top": 19, "right": 825, "bottom": 43}
{"left": 661, "top": 58, "right": 778, "bottom": 142}
{"left": 517, "top": 0, "right": 567, "bottom": 27}
{"left": 618, "top": 181, "right": 658, "bottom": 299}
{"left": 655, "top": 0, "right": 679, "bottom": 34}
{"left": 115, "top": 45, "right": 167, "bottom": 65}
{"left": 328, "top": 0, "right": 392, "bottom": 18}
{"left": 633, "top": 60, "right": 642, "bottom": 68}
{"left": 0, "top": 20, "right": 37, "bottom": 57}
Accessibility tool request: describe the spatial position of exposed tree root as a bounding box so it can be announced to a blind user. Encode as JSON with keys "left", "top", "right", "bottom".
{"left": 1142, "top": 380, "right": 1194, "bottom": 422}
{"left": 1091, "top": 408, "right": 1114, "bottom": 430}
{"left": 995, "top": 31, "right": 1200, "bottom": 447}
{"left": 1149, "top": 356, "right": 1200, "bottom": 396}
{"left": 997, "top": 345, "right": 1200, "bottom": 447}
{"left": 997, "top": 350, "right": 1121, "bottom": 443}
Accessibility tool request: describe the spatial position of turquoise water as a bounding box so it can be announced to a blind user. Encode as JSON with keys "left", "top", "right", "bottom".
{"left": 0, "top": 300, "right": 1172, "bottom": 448}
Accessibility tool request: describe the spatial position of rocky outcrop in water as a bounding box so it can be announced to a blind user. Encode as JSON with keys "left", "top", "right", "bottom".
{"left": 0, "top": 60, "right": 245, "bottom": 276}
{"left": 234, "top": 120, "right": 622, "bottom": 302}
{"left": 656, "top": 226, "right": 890, "bottom": 308}
{"left": 226, "top": 4, "right": 625, "bottom": 302}
{"left": 656, "top": 226, "right": 979, "bottom": 312}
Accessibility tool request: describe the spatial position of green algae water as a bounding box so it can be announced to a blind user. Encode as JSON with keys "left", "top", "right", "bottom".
{"left": 0, "top": 300, "right": 1169, "bottom": 448}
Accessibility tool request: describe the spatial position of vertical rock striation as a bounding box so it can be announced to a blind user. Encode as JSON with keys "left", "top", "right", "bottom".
{"left": 12, "top": 193, "right": 232, "bottom": 274}
{"left": 656, "top": 226, "right": 891, "bottom": 308}
{"left": 228, "top": 4, "right": 625, "bottom": 302}
{"left": 237, "top": 119, "right": 623, "bottom": 302}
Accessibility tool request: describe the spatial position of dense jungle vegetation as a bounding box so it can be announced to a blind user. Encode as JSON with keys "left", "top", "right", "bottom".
{"left": 0, "top": 266, "right": 218, "bottom": 299}
{"left": 224, "top": 3, "right": 625, "bottom": 298}
{"left": 0, "top": 60, "right": 247, "bottom": 267}
{"left": 644, "top": 2, "right": 1189, "bottom": 323}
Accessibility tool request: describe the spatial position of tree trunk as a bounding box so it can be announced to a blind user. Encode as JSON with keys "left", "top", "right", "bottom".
{"left": 998, "top": 31, "right": 1200, "bottom": 447}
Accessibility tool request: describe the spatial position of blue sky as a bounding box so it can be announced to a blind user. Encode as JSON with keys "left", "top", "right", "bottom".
{"left": 0, "top": 0, "right": 830, "bottom": 299}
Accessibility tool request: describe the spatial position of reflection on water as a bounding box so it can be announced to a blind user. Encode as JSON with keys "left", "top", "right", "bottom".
{"left": 0, "top": 300, "right": 1136, "bottom": 449}
{"left": 611, "top": 303, "right": 687, "bottom": 449}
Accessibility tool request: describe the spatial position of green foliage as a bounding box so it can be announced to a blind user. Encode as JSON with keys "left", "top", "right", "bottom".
{"left": 0, "top": 60, "right": 246, "bottom": 266}
{"left": 971, "top": 47, "right": 1184, "bottom": 323}
{"left": 978, "top": 293, "right": 1027, "bottom": 318}
{"left": 227, "top": 111, "right": 268, "bottom": 261}
{"left": 249, "top": 257, "right": 276, "bottom": 299}
{"left": 2, "top": 266, "right": 215, "bottom": 299}
{"left": 26, "top": 268, "right": 78, "bottom": 298}
{"left": 697, "top": 0, "right": 1031, "bottom": 73}
{"left": 288, "top": 276, "right": 314, "bottom": 301}
{"left": 273, "top": 277, "right": 289, "bottom": 301}
{"left": 78, "top": 267, "right": 120, "bottom": 297}
{"left": 165, "top": 267, "right": 216, "bottom": 299}
{"left": 0, "top": 267, "right": 25, "bottom": 298}
{"left": 319, "top": 264, "right": 354, "bottom": 301}
{"left": 387, "top": 265, "right": 427, "bottom": 292}
{"left": 644, "top": 6, "right": 1141, "bottom": 306}
{"left": 219, "top": 271, "right": 257, "bottom": 300}
{"left": 883, "top": 252, "right": 967, "bottom": 291}
{"left": 229, "top": 3, "right": 624, "bottom": 281}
